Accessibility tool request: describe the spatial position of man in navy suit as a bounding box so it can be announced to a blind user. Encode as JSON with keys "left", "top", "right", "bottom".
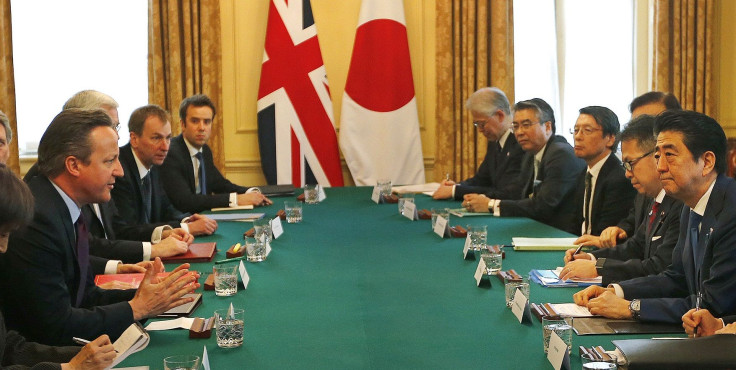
{"left": 433, "top": 87, "right": 524, "bottom": 201}
{"left": 159, "top": 94, "right": 271, "bottom": 213}
{"left": 572, "top": 110, "right": 736, "bottom": 325}
{"left": 464, "top": 98, "right": 586, "bottom": 234}
{"left": 0, "top": 109, "right": 199, "bottom": 345}
{"left": 560, "top": 115, "right": 683, "bottom": 285}
{"left": 111, "top": 105, "right": 218, "bottom": 241}
{"left": 570, "top": 106, "right": 635, "bottom": 236}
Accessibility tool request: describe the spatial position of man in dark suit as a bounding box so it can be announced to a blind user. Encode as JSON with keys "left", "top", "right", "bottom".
{"left": 573, "top": 110, "right": 736, "bottom": 325}
{"left": 560, "top": 115, "right": 684, "bottom": 285}
{"left": 433, "top": 87, "right": 524, "bottom": 201}
{"left": 0, "top": 109, "right": 199, "bottom": 345}
{"left": 111, "top": 105, "right": 218, "bottom": 241}
{"left": 464, "top": 98, "right": 586, "bottom": 234}
{"left": 0, "top": 164, "right": 116, "bottom": 368}
{"left": 575, "top": 92, "right": 682, "bottom": 248}
{"left": 23, "top": 91, "right": 192, "bottom": 267}
{"left": 570, "top": 106, "right": 635, "bottom": 236}
{"left": 159, "top": 94, "right": 271, "bottom": 213}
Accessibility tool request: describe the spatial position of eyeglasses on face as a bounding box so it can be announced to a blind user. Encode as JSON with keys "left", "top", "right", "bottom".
{"left": 511, "top": 121, "right": 541, "bottom": 132}
{"left": 569, "top": 126, "right": 602, "bottom": 136}
{"left": 622, "top": 149, "right": 655, "bottom": 171}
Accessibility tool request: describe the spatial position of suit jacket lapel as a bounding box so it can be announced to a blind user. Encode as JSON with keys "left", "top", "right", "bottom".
{"left": 175, "top": 135, "right": 198, "bottom": 192}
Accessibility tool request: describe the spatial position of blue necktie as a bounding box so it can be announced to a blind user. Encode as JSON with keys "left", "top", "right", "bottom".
{"left": 141, "top": 173, "right": 152, "bottom": 223}
{"left": 689, "top": 210, "right": 703, "bottom": 268}
{"left": 195, "top": 152, "right": 207, "bottom": 195}
{"left": 74, "top": 213, "right": 90, "bottom": 307}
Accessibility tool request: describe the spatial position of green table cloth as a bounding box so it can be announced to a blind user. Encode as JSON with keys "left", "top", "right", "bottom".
{"left": 119, "top": 186, "right": 678, "bottom": 369}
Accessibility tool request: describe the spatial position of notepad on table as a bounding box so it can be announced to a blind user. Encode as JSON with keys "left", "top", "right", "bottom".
{"left": 512, "top": 237, "right": 578, "bottom": 251}
{"left": 391, "top": 182, "right": 440, "bottom": 195}
{"left": 207, "top": 212, "right": 264, "bottom": 221}
{"left": 161, "top": 242, "right": 217, "bottom": 263}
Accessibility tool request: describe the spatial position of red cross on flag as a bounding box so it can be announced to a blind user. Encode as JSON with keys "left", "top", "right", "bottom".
{"left": 339, "top": 0, "right": 425, "bottom": 186}
{"left": 257, "top": 0, "right": 344, "bottom": 187}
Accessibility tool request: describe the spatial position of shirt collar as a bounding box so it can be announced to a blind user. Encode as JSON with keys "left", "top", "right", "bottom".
{"left": 497, "top": 129, "right": 511, "bottom": 149}
{"left": 692, "top": 178, "right": 717, "bottom": 217}
{"left": 50, "top": 180, "right": 81, "bottom": 225}
{"left": 131, "top": 149, "right": 150, "bottom": 180}
{"left": 534, "top": 143, "right": 548, "bottom": 163}
{"left": 654, "top": 188, "right": 667, "bottom": 203}
{"left": 183, "top": 136, "right": 202, "bottom": 157}
{"left": 587, "top": 152, "right": 611, "bottom": 178}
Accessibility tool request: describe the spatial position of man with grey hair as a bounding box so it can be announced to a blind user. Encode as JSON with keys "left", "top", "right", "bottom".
{"left": 63, "top": 90, "right": 120, "bottom": 129}
{"left": 433, "top": 87, "right": 524, "bottom": 200}
{"left": 0, "top": 109, "right": 12, "bottom": 165}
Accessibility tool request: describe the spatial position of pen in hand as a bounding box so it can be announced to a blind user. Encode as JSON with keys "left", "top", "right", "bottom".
{"left": 693, "top": 291, "right": 703, "bottom": 337}
{"left": 72, "top": 337, "right": 118, "bottom": 352}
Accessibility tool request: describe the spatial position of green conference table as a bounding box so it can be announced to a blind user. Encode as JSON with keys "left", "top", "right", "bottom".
{"left": 119, "top": 186, "right": 676, "bottom": 369}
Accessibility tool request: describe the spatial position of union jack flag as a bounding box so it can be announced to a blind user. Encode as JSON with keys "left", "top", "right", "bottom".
{"left": 257, "top": 0, "right": 343, "bottom": 187}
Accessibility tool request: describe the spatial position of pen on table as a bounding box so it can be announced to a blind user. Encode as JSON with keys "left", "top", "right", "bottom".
{"left": 73, "top": 337, "right": 118, "bottom": 352}
{"left": 214, "top": 255, "right": 247, "bottom": 265}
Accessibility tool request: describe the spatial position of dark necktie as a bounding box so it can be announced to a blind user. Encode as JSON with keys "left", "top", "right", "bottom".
{"left": 647, "top": 201, "right": 661, "bottom": 234}
{"left": 583, "top": 172, "right": 593, "bottom": 233}
{"left": 141, "top": 173, "right": 152, "bottom": 223}
{"left": 74, "top": 213, "right": 90, "bottom": 307}
{"left": 689, "top": 210, "right": 703, "bottom": 271}
{"left": 195, "top": 152, "right": 207, "bottom": 195}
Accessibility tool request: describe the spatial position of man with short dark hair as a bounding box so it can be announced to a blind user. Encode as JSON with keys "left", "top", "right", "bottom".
{"left": 0, "top": 109, "right": 199, "bottom": 345}
{"left": 573, "top": 110, "right": 736, "bottom": 325}
{"left": 112, "top": 105, "right": 218, "bottom": 241}
{"left": 629, "top": 91, "right": 681, "bottom": 118}
{"left": 159, "top": 94, "right": 271, "bottom": 213}
{"left": 464, "top": 98, "right": 586, "bottom": 234}
{"left": 560, "top": 115, "right": 683, "bottom": 285}
{"left": 432, "top": 87, "right": 524, "bottom": 201}
{"left": 571, "top": 106, "right": 635, "bottom": 236}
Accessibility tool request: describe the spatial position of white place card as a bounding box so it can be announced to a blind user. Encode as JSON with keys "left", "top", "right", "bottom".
{"left": 371, "top": 186, "right": 381, "bottom": 203}
{"left": 202, "top": 345, "right": 211, "bottom": 370}
{"left": 474, "top": 258, "right": 487, "bottom": 286}
{"left": 462, "top": 236, "right": 473, "bottom": 259}
{"left": 402, "top": 201, "right": 417, "bottom": 220}
{"left": 239, "top": 260, "right": 250, "bottom": 289}
{"left": 434, "top": 216, "right": 448, "bottom": 238}
{"left": 317, "top": 185, "right": 327, "bottom": 201}
{"left": 271, "top": 216, "right": 284, "bottom": 239}
{"left": 547, "top": 331, "right": 571, "bottom": 370}
{"left": 511, "top": 288, "right": 530, "bottom": 323}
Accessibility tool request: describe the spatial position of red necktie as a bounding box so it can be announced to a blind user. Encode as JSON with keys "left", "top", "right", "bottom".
{"left": 647, "top": 201, "right": 660, "bottom": 233}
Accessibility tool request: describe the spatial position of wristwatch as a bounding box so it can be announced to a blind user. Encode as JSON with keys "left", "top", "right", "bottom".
{"left": 629, "top": 299, "right": 641, "bottom": 320}
{"left": 595, "top": 258, "right": 606, "bottom": 274}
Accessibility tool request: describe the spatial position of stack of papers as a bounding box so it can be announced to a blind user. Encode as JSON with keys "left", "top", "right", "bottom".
{"left": 391, "top": 182, "right": 440, "bottom": 195}
{"left": 447, "top": 208, "right": 493, "bottom": 217}
{"left": 110, "top": 323, "right": 150, "bottom": 368}
{"left": 207, "top": 212, "right": 265, "bottom": 221}
{"left": 512, "top": 237, "right": 578, "bottom": 251}
{"left": 531, "top": 267, "right": 601, "bottom": 287}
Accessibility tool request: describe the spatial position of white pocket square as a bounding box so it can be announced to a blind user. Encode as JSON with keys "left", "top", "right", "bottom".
{"left": 651, "top": 236, "right": 662, "bottom": 241}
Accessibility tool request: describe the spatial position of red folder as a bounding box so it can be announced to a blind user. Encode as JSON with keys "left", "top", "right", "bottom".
{"left": 94, "top": 273, "right": 168, "bottom": 288}
{"left": 160, "top": 242, "right": 217, "bottom": 263}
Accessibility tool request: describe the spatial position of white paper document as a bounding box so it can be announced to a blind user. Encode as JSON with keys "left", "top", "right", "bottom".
{"left": 512, "top": 237, "right": 578, "bottom": 251}
{"left": 210, "top": 205, "right": 254, "bottom": 212}
{"left": 145, "top": 317, "right": 196, "bottom": 331}
{"left": 391, "top": 182, "right": 440, "bottom": 194}
{"left": 109, "top": 323, "right": 150, "bottom": 368}
{"left": 547, "top": 303, "right": 595, "bottom": 317}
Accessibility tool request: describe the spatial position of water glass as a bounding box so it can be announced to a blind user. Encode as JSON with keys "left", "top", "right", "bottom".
{"left": 254, "top": 218, "right": 272, "bottom": 244}
{"left": 581, "top": 353, "right": 617, "bottom": 369}
{"left": 213, "top": 264, "right": 238, "bottom": 296}
{"left": 468, "top": 225, "right": 487, "bottom": 251}
{"left": 215, "top": 308, "right": 245, "bottom": 348}
{"left": 284, "top": 201, "right": 303, "bottom": 223}
{"left": 504, "top": 276, "right": 530, "bottom": 308}
{"left": 304, "top": 184, "right": 319, "bottom": 204}
{"left": 377, "top": 179, "right": 392, "bottom": 198}
{"left": 542, "top": 315, "right": 573, "bottom": 355}
{"left": 398, "top": 193, "right": 415, "bottom": 215}
{"left": 431, "top": 208, "right": 450, "bottom": 230}
{"left": 163, "top": 355, "right": 200, "bottom": 370}
{"left": 244, "top": 236, "right": 267, "bottom": 262}
{"left": 481, "top": 249, "right": 502, "bottom": 275}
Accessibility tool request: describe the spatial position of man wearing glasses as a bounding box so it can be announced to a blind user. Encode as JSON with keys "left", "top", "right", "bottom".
{"left": 464, "top": 98, "right": 585, "bottom": 234}
{"left": 433, "top": 87, "right": 524, "bottom": 201}
{"left": 570, "top": 106, "right": 635, "bottom": 236}
{"left": 559, "top": 115, "right": 683, "bottom": 285}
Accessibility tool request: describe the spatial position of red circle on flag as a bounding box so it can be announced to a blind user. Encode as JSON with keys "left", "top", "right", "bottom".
{"left": 344, "top": 19, "right": 415, "bottom": 113}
